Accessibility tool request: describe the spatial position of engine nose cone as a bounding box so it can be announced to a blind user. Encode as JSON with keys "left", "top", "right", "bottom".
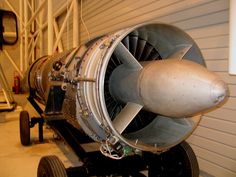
{"left": 139, "top": 59, "right": 228, "bottom": 117}
{"left": 210, "top": 79, "right": 228, "bottom": 104}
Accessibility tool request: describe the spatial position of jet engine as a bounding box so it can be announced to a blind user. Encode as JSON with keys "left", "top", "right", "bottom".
{"left": 26, "top": 23, "right": 227, "bottom": 160}
{"left": 22, "top": 22, "right": 228, "bottom": 177}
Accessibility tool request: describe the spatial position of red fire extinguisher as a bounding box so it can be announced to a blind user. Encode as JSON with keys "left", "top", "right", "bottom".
{"left": 14, "top": 72, "right": 20, "bottom": 94}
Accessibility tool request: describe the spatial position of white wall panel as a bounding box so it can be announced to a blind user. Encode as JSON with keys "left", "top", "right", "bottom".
{"left": 200, "top": 116, "right": 236, "bottom": 135}
{"left": 216, "top": 72, "right": 236, "bottom": 84}
{"left": 228, "top": 85, "right": 236, "bottom": 97}
{"left": 205, "top": 60, "right": 228, "bottom": 72}
{"left": 201, "top": 48, "right": 228, "bottom": 60}
{"left": 173, "top": 10, "right": 229, "bottom": 30}
{"left": 205, "top": 107, "right": 236, "bottom": 123}
{"left": 188, "top": 135, "right": 235, "bottom": 160}
{"left": 187, "top": 23, "right": 229, "bottom": 39}
{"left": 193, "top": 126, "right": 236, "bottom": 147}
{"left": 197, "top": 158, "right": 236, "bottom": 177}
{"left": 191, "top": 145, "right": 236, "bottom": 172}
{"left": 221, "top": 97, "right": 236, "bottom": 110}
{"left": 83, "top": 0, "right": 123, "bottom": 20}
{"left": 80, "top": 0, "right": 212, "bottom": 42}
{"left": 157, "top": 0, "right": 228, "bottom": 24}
{"left": 195, "top": 35, "right": 228, "bottom": 49}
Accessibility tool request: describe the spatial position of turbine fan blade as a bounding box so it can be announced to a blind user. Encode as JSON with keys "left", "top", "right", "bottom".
{"left": 129, "top": 36, "right": 138, "bottom": 56}
{"left": 113, "top": 102, "right": 143, "bottom": 134}
{"left": 148, "top": 49, "right": 162, "bottom": 60}
{"left": 168, "top": 44, "right": 192, "bottom": 59}
{"left": 142, "top": 44, "right": 154, "bottom": 60}
{"left": 122, "top": 36, "right": 129, "bottom": 50}
{"left": 136, "top": 39, "right": 147, "bottom": 60}
{"left": 114, "top": 42, "right": 143, "bottom": 69}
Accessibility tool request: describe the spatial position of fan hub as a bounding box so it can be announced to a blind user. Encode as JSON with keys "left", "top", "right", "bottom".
{"left": 109, "top": 59, "right": 227, "bottom": 118}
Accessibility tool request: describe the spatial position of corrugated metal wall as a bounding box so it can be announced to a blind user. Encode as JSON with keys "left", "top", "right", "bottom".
{"left": 76, "top": 0, "right": 235, "bottom": 177}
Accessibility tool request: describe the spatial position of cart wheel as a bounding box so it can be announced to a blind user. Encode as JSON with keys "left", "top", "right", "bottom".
{"left": 19, "top": 110, "right": 31, "bottom": 146}
{"left": 37, "top": 155, "right": 67, "bottom": 177}
{"left": 148, "top": 141, "right": 199, "bottom": 177}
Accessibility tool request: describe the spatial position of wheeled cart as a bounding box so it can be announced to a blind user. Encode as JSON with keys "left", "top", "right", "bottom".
{"left": 19, "top": 109, "right": 199, "bottom": 177}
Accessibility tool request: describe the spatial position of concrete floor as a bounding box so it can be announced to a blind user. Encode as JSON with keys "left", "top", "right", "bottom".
{"left": 0, "top": 106, "right": 81, "bottom": 177}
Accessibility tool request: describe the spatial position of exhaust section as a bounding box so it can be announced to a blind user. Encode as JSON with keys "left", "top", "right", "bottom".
{"left": 27, "top": 23, "right": 228, "bottom": 159}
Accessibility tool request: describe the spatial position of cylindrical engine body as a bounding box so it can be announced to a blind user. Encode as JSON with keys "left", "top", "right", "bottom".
{"left": 28, "top": 49, "right": 76, "bottom": 103}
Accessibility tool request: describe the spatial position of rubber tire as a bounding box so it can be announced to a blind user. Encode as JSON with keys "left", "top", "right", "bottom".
{"left": 148, "top": 141, "right": 199, "bottom": 177}
{"left": 37, "top": 155, "right": 67, "bottom": 177}
{"left": 179, "top": 141, "right": 199, "bottom": 177}
{"left": 19, "top": 110, "right": 31, "bottom": 146}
